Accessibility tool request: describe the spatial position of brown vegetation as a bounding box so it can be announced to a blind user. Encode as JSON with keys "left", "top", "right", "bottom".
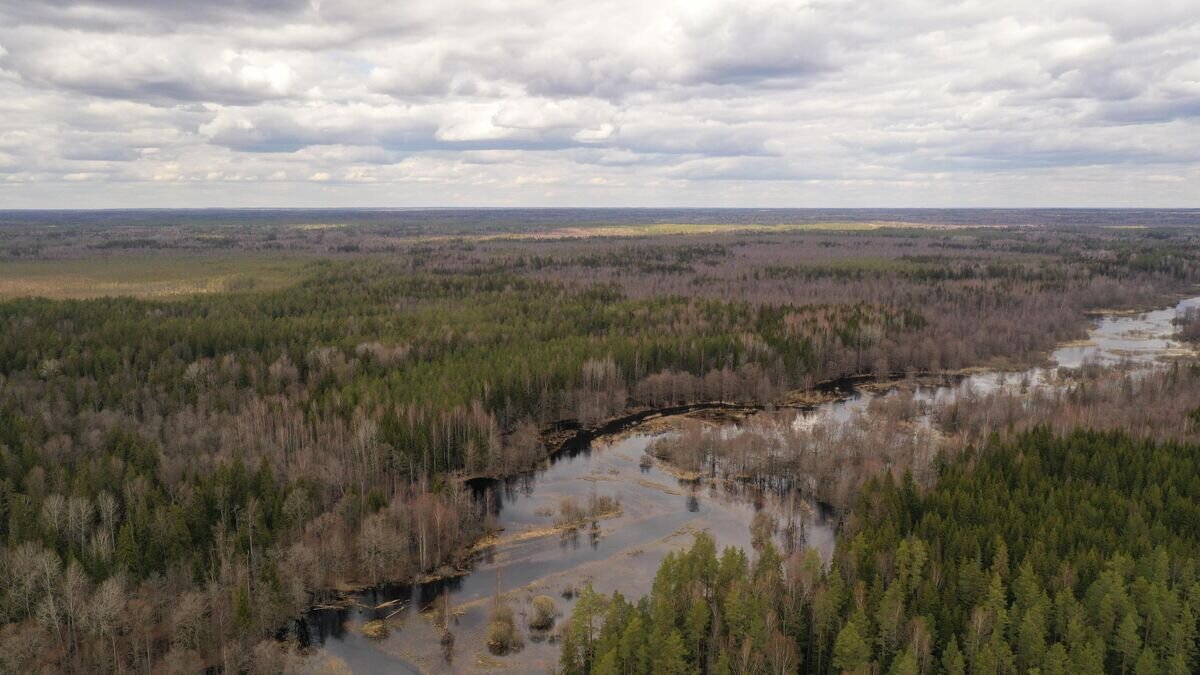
{"left": 2, "top": 214, "right": 1199, "bottom": 671}
{"left": 486, "top": 602, "right": 524, "bottom": 655}
{"left": 530, "top": 595, "right": 557, "bottom": 632}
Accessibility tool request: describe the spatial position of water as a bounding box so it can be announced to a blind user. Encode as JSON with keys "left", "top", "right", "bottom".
{"left": 290, "top": 429, "right": 824, "bottom": 673}
{"left": 290, "top": 296, "right": 1198, "bottom": 674}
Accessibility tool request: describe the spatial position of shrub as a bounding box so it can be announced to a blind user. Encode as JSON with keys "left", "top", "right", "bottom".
{"left": 530, "top": 595, "right": 557, "bottom": 631}
{"left": 486, "top": 603, "right": 524, "bottom": 655}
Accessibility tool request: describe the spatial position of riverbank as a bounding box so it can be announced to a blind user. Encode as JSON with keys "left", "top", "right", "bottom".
{"left": 285, "top": 295, "right": 1200, "bottom": 673}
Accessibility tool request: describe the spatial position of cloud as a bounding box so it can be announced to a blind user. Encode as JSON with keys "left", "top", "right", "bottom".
{"left": 0, "top": 0, "right": 1197, "bottom": 207}
{"left": 3, "top": 29, "right": 308, "bottom": 104}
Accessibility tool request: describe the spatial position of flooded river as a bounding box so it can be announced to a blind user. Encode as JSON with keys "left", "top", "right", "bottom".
{"left": 289, "top": 297, "right": 1199, "bottom": 674}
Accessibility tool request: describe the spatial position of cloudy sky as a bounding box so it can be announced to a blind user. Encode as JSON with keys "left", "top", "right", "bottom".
{"left": 0, "top": 0, "right": 1197, "bottom": 208}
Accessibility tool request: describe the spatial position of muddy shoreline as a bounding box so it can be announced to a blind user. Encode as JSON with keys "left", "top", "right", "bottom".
{"left": 281, "top": 365, "right": 1066, "bottom": 641}
{"left": 285, "top": 295, "right": 1200, "bottom": 672}
{"left": 463, "top": 369, "right": 955, "bottom": 487}
{"left": 288, "top": 369, "right": 1033, "bottom": 614}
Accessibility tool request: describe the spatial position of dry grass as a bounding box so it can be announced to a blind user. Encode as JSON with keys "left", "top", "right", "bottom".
{"left": 633, "top": 478, "right": 685, "bottom": 496}
{"left": 650, "top": 459, "right": 703, "bottom": 482}
{"left": 0, "top": 255, "right": 312, "bottom": 300}
{"left": 476, "top": 506, "right": 623, "bottom": 550}
{"left": 477, "top": 221, "right": 957, "bottom": 241}
{"left": 291, "top": 223, "right": 347, "bottom": 231}
{"left": 394, "top": 220, "right": 962, "bottom": 246}
{"left": 360, "top": 619, "right": 390, "bottom": 640}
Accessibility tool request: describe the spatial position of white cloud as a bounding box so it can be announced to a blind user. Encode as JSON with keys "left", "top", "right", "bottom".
{"left": 0, "top": 0, "right": 1197, "bottom": 206}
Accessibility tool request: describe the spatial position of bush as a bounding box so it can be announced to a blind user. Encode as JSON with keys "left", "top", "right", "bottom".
{"left": 555, "top": 498, "right": 588, "bottom": 529}
{"left": 530, "top": 595, "right": 557, "bottom": 631}
{"left": 486, "top": 603, "right": 524, "bottom": 655}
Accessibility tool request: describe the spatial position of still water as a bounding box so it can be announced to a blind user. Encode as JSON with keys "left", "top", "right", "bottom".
{"left": 290, "top": 297, "right": 1198, "bottom": 674}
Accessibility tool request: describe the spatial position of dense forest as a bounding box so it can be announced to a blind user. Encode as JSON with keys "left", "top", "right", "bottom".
{"left": 1, "top": 216, "right": 1200, "bottom": 672}
{"left": 563, "top": 428, "right": 1200, "bottom": 674}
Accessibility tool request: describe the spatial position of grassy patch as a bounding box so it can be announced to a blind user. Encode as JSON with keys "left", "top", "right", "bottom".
{"left": 0, "top": 255, "right": 314, "bottom": 300}
{"left": 291, "top": 223, "right": 348, "bottom": 231}
{"left": 475, "top": 221, "right": 959, "bottom": 241}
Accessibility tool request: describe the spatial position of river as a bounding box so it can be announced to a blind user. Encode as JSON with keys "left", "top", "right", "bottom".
{"left": 287, "top": 296, "right": 1200, "bottom": 674}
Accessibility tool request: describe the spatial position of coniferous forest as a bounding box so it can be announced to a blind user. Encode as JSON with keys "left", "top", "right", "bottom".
{"left": 562, "top": 428, "right": 1200, "bottom": 675}
{"left": 1, "top": 211, "right": 1200, "bottom": 673}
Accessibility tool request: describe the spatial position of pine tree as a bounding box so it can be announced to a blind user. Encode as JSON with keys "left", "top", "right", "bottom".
{"left": 712, "top": 651, "right": 732, "bottom": 675}
{"left": 684, "top": 596, "right": 709, "bottom": 666}
{"left": 233, "top": 583, "right": 252, "bottom": 631}
{"left": 887, "top": 649, "right": 919, "bottom": 675}
{"left": 561, "top": 583, "right": 606, "bottom": 673}
{"left": 592, "top": 650, "right": 619, "bottom": 675}
{"left": 1042, "top": 643, "right": 1069, "bottom": 675}
{"left": 115, "top": 522, "right": 139, "bottom": 577}
{"left": 560, "top": 620, "right": 583, "bottom": 675}
{"left": 875, "top": 583, "right": 906, "bottom": 659}
{"left": 833, "top": 621, "right": 870, "bottom": 673}
{"left": 652, "top": 629, "right": 688, "bottom": 675}
{"left": 1164, "top": 653, "right": 1190, "bottom": 675}
{"left": 618, "top": 614, "right": 645, "bottom": 674}
{"left": 1134, "top": 648, "right": 1158, "bottom": 675}
{"left": 974, "top": 642, "right": 999, "bottom": 675}
{"left": 1116, "top": 613, "right": 1142, "bottom": 674}
{"left": 1017, "top": 602, "right": 1048, "bottom": 670}
{"left": 942, "top": 636, "right": 966, "bottom": 675}
{"left": 1071, "top": 638, "right": 1105, "bottom": 674}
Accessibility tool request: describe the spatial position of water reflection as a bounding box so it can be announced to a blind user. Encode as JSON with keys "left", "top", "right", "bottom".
{"left": 296, "top": 297, "right": 1198, "bottom": 673}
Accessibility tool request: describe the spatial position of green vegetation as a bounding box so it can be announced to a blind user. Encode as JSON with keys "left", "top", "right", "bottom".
{"left": 564, "top": 428, "right": 1200, "bottom": 674}
{"left": 3, "top": 215, "right": 1200, "bottom": 672}
{"left": 0, "top": 255, "right": 311, "bottom": 299}
{"left": 0, "top": 261, "right": 918, "bottom": 473}
{"left": 0, "top": 256, "right": 929, "bottom": 671}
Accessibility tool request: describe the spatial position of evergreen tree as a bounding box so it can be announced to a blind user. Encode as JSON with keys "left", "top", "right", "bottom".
{"left": 652, "top": 629, "right": 688, "bottom": 675}
{"left": 233, "top": 584, "right": 252, "bottom": 631}
{"left": 1116, "top": 613, "right": 1142, "bottom": 674}
{"left": 115, "top": 522, "right": 139, "bottom": 577}
{"left": 886, "top": 649, "right": 918, "bottom": 675}
{"left": 832, "top": 621, "right": 871, "bottom": 674}
{"left": 942, "top": 636, "right": 966, "bottom": 675}
{"left": 1134, "top": 648, "right": 1158, "bottom": 675}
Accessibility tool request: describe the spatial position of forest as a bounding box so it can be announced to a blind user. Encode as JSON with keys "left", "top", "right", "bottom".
{"left": 564, "top": 428, "right": 1200, "bottom": 675}
{"left": 1, "top": 213, "right": 1200, "bottom": 672}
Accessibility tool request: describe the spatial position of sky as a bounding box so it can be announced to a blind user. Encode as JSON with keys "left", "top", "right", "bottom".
{"left": 0, "top": 0, "right": 1197, "bottom": 208}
